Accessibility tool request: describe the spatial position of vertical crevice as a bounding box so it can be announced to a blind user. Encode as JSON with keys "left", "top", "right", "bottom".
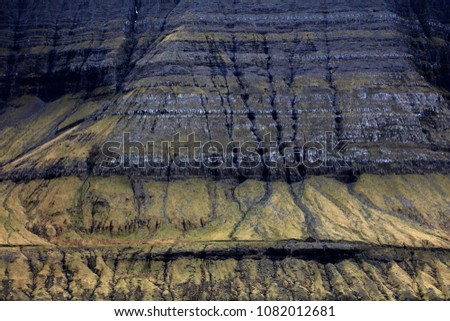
{"left": 262, "top": 34, "right": 283, "bottom": 147}
{"left": 61, "top": 251, "right": 73, "bottom": 300}
{"left": 162, "top": 247, "right": 175, "bottom": 300}
{"left": 229, "top": 34, "right": 261, "bottom": 142}
{"left": 115, "top": 0, "right": 142, "bottom": 93}
{"left": 3, "top": 0, "right": 27, "bottom": 100}
{"left": 162, "top": 163, "right": 172, "bottom": 225}
{"left": 205, "top": 34, "right": 234, "bottom": 140}
{"left": 323, "top": 4, "right": 343, "bottom": 154}
{"left": 288, "top": 181, "right": 319, "bottom": 241}
{"left": 286, "top": 33, "right": 302, "bottom": 143}
{"left": 130, "top": 177, "right": 149, "bottom": 230}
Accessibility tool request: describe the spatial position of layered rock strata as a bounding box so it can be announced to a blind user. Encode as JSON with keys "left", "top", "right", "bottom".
{"left": 0, "top": 0, "right": 449, "bottom": 300}
{"left": 0, "top": 0, "right": 449, "bottom": 180}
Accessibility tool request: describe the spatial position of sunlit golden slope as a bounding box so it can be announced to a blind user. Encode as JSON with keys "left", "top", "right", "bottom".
{"left": 1, "top": 174, "right": 448, "bottom": 247}
{"left": 0, "top": 174, "right": 449, "bottom": 300}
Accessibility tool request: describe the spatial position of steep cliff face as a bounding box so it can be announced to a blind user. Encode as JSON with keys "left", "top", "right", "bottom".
{"left": 0, "top": 0, "right": 181, "bottom": 101}
{"left": 0, "top": 0, "right": 449, "bottom": 179}
{"left": 0, "top": 0, "right": 449, "bottom": 300}
{"left": 391, "top": 0, "right": 450, "bottom": 92}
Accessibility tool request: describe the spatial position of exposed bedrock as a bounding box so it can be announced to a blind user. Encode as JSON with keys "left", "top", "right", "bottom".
{"left": 0, "top": 173, "right": 449, "bottom": 300}
{"left": 0, "top": 0, "right": 449, "bottom": 180}
{"left": 0, "top": 0, "right": 450, "bottom": 301}
{"left": 1, "top": 246, "right": 450, "bottom": 300}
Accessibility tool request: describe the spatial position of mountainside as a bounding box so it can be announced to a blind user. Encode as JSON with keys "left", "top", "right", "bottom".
{"left": 0, "top": 0, "right": 449, "bottom": 179}
{"left": 0, "top": 0, "right": 449, "bottom": 300}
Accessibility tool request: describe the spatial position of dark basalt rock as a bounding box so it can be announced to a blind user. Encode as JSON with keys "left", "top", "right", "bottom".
{"left": 1, "top": 1, "right": 450, "bottom": 302}
{"left": 0, "top": 0, "right": 449, "bottom": 181}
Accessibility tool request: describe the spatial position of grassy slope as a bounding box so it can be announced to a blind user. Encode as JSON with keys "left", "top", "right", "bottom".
{"left": 0, "top": 174, "right": 448, "bottom": 248}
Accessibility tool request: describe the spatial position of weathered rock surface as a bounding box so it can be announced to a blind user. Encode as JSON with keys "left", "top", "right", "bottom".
{"left": 0, "top": 0, "right": 449, "bottom": 179}
{"left": 1, "top": 246, "right": 450, "bottom": 301}
{"left": 0, "top": 173, "right": 449, "bottom": 300}
{"left": 0, "top": 0, "right": 449, "bottom": 301}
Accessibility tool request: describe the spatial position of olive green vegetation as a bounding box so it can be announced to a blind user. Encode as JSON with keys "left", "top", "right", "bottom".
{"left": 0, "top": 174, "right": 448, "bottom": 247}
{"left": 0, "top": 94, "right": 120, "bottom": 177}
{"left": 0, "top": 174, "right": 449, "bottom": 300}
{"left": 0, "top": 246, "right": 449, "bottom": 300}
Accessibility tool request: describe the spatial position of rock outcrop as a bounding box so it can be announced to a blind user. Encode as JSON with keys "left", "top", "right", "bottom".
{"left": 0, "top": 0, "right": 449, "bottom": 300}
{"left": 0, "top": 173, "right": 449, "bottom": 300}
{"left": 1, "top": 246, "right": 449, "bottom": 300}
{"left": 0, "top": 0, "right": 449, "bottom": 179}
